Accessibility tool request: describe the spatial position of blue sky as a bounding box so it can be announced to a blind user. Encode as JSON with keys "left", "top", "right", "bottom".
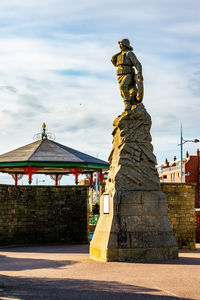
{"left": 0, "top": 0, "right": 199, "bottom": 185}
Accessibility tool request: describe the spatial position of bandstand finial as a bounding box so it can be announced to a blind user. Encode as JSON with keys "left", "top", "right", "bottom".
{"left": 41, "top": 122, "right": 47, "bottom": 140}
{"left": 33, "top": 123, "right": 55, "bottom": 141}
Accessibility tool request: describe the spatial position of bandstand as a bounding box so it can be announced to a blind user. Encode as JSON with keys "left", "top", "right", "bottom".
{"left": 0, "top": 124, "right": 109, "bottom": 186}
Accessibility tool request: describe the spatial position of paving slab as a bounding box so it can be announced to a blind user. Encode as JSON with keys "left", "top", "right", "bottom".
{"left": 0, "top": 244, "right": 200, "bottom": 299}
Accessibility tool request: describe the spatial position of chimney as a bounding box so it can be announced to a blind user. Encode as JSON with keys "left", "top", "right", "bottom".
{"left": 186, "top": 151, "right": 189, "bottom": 158}
{"left": 197, "top": 149, "right": 199, "bottom": 156}
{"left": 165, "top": 158, "right": 169, "bottom": 167}
{"left": 174, "top": 156, "right": 176, "bottom": 161}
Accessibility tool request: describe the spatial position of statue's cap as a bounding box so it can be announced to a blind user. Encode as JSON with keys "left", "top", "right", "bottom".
{"left": 118, "top": 39, "right": 133, "bottom": 50}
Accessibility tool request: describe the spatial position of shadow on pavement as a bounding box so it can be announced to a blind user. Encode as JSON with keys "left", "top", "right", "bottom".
{"left": 122, "top": 256, "right": 200, "bottom": 265}
{"left": 0, "top": 275, "right": 191, "bottom": 300}
{"left": 0, "top": 244, "right": 89, "bottom": 254}
{"left": 131, "top": 246, "right": 200, "bottom": 265}
{"left": 156, "top": 257, "right": 200, "bottom": 265}
{"left": 0, "top": 255, "right": 76, "bottom": 271}
{"left": 1, "top": 244, "right": 200, "bottom": 266}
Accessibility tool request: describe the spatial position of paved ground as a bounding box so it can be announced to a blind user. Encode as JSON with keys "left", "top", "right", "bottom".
{"left": 0, "top": 244, "right": 200, "bottom": 300}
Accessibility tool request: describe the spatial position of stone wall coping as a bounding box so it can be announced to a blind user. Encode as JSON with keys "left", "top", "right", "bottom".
{"left": 161, "top": 183, "right": 196, "bottom": 187}
{"left": 0, "top": 184, "right": 89, "bottom": 188}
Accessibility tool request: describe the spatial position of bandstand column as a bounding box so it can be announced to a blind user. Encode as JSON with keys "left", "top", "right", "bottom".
{"left": 10, "top": 173, "right": 23, "bottom": 186}
{"left": 98, "top": 169, "right": 103, "bottom": 183}
{"left": 50, "top": 174, "right": 64, "bottom": 186}
{"left": 68, "top": 167, "right": 82, "bottom": 185}
{"left": 90, "top": 172, "right": 93, "bottom": 186}
{"left": 23, "top": 166, "right": 39, "bottom": 184}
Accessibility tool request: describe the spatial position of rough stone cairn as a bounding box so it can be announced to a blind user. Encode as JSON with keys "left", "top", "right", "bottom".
{"left": 90, "top": 103, "right": 178, "bottom": 261}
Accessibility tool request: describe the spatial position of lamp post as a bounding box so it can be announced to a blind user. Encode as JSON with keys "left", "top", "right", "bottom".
{"left": 179, "top": 124, "right": 200, "bottom": 183}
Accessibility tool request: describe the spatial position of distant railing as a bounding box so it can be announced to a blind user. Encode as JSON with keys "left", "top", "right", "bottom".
{"left": 89, "top": 214, "right": 99, "bottom": 225}
{"left": 159, "top": 165, "right": 183, "bottom": 174}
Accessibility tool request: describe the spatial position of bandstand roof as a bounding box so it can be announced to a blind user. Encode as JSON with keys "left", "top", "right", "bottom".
{"left": 0, "top": 137, "right": 109, "bottom": 174}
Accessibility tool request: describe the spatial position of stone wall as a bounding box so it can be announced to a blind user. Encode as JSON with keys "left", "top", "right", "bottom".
{"left": 161, "top": 183, "right": 196, "bottom": 250}
{"left": 0, "top": 183, "right": 195, "bottom": 249}
{"left": 99, "top": 182, "right": 196, "bottom": 250}
{"left": 0, "top": 184, "right": 89, "bottom": 246}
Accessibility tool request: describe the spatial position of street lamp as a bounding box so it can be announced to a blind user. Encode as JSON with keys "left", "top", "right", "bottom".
{"left": 179, "top": 124, "right": 200, "bottom": 183}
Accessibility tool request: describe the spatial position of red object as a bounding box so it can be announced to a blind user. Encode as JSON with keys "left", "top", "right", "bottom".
{"left": 68, "top": 167, "right": 82, "bottom": 185}
{"left": 89, "top": 173, "right": 93, "bottom": 186}
{"left": 99, "top": 169, "right": 103, "bottom": 183}
{"left": 185, "top": 152, "right": 200, "bottom": 208}
{"left": 195, "top": 211, "right": 200, "bottom": 242}
{"left": 11, "top": 174, "right": 23, "bottom": 186}
{"left": 23, "top": 166, "right": 39, "bottom": 184}
{"left": 50, "top": 174, "right": 64, "bottom": 186}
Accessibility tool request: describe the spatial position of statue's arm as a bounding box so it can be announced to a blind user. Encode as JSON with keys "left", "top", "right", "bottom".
{"left": 128, "top": 52, "right": 142, "bottom": 74}
{"left": 111, "top": 52, "right": 121, "bottom": 66}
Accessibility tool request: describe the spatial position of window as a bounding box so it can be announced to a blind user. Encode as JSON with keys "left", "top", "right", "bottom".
{"left": 171, "top": 173, "right": 176, "bottom": 182}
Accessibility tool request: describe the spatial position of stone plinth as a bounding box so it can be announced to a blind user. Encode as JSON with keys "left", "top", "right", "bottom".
{"left": 90, "top": 104, "right": 178, "bottom": 261}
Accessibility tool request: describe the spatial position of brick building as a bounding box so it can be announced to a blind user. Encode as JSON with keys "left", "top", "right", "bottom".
{"left": 157, "top": 149, "right": 200, "bottom": 208}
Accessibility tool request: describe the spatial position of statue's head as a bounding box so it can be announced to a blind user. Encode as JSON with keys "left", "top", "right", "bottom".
{"left": 118, "top": 39, "right": 133, "bottom": 50}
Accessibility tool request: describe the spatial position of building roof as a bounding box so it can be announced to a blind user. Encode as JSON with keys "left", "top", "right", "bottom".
{"left": 0, "top": 138, "right": 109, "bottom": 174}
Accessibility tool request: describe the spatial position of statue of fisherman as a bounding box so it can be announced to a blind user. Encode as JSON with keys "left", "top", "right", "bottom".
{"left": 111, "top": 39, "right": 144, "bottom": 111}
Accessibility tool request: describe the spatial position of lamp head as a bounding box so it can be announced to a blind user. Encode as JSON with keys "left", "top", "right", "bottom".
{"left": 193, "top": 139, "right": 200, "bottom": 143}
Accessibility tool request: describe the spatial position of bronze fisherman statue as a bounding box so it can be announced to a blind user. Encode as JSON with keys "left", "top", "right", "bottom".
{"left": 111, "top": 39, "right": 144, "bottom": 111}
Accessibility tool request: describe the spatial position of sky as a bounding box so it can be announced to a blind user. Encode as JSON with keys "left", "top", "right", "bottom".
{"left": 0, "top": 0, "right": 199, "bottom": 185}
